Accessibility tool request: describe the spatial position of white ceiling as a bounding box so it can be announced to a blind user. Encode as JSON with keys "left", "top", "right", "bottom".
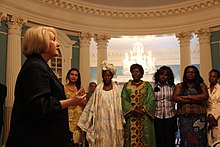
{"left": 81, "top": 0, "right": 188, "bottom": 7}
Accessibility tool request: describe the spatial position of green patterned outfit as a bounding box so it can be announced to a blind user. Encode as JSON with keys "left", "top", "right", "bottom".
{"left": 121, "top": 80, "right": 156, "bottom": 147}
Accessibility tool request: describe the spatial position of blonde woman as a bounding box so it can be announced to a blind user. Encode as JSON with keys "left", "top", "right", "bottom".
{"left": 6, "top": 26, "right": 86, "bottom": 147}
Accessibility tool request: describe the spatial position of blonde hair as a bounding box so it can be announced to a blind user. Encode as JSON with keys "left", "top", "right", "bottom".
{"left": 22, "top": 26, "right": 57, "bottom": 57}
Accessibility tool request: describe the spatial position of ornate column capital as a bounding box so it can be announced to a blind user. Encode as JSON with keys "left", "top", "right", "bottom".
{"left": 80, "top": 32, "right": 92, "bottom": 45}
{"left": 195, "top": 28, "right": 211, "bottom": 44}
{"left": 0, "top": 12, "right": 7, "bottom": 29}
{"left": 176, "top": 31, "right": 192, "bottom": 46}
{"left": 6, "top": 14, "right": 26, "bottom": 32}
{"left": 80, "top": 32, "right": 93, "bottom": 39}
{"left": 94, "top": 34, "right": 111, "bottom": 43}
{"left": 0, "top": 11, "right": 7, "bottom": 21}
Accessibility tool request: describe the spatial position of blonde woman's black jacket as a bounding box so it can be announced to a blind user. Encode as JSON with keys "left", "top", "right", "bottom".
{"left": 6, "top": 54, "right": 71, "bottom": 147}
{"left": 0, "top": 83, "right": 6, "bottom": 135}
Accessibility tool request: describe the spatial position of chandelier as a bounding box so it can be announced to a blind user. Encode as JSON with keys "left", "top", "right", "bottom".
{"left": 123, "top": 40, "right": 156, "bottom": 75}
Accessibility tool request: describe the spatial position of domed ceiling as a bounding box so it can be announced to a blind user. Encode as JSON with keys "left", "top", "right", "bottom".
{"left": 81, "top": 0, "right": 188, "bottom": 7}
{"left": 0, "top": 0, "right": 220, "bottom": 35}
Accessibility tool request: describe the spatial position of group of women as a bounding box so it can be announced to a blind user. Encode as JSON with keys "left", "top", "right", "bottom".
{"left": 5, "top": 26, "right": 220, "bottom": 147}
{"left": 76, "top": 62, "right": 220, "bottom": 147}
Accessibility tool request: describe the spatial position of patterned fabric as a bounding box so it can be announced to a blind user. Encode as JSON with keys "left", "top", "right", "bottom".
{"left": 177, "top": 86, "right": 207, "bottom": 147}
{"left": 154, "top": 83, "right": 176, "bottom": 119}
{"left": 78, "top": 81, "right": 124, "bottom": 147}
{"left": 65, "top": 85, "right": 83, "bottom": 143}
{"left": 177, "top": 88, "right": 207, "bottom": 115}
{"left": 207, "top": 83, "right": 220, "bottom": 146}
{"left": 121, "top": 80, "right": 156, "bottom": 147}
{"left": 179, "top": 114, "right": 207, "bottom": 147}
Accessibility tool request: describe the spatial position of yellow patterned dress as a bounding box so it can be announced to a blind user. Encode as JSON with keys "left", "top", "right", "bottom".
{"left": 64, "top": 85, "right": 84, "bottom": 144}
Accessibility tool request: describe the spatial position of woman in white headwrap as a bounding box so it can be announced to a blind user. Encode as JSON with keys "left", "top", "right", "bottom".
{"left": 78, "top": 60, "right": 125, "bottom": 147}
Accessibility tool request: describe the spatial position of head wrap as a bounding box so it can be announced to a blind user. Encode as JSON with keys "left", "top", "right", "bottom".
{"left": 100, "top": 60, "right": 116, "bottom": 75}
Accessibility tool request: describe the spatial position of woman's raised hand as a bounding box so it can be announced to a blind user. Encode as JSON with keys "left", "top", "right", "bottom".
{"left": 60, "top": 87, "right": 87, "bottom": 109}
{"left": 76, "top": 87, "right": 85, "bottom": 96}
{"left": 71, "top": 87, "right": 87, "bottom": 106}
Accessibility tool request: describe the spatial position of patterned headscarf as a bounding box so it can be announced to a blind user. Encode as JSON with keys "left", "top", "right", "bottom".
{"left": 100, "top": 60, "right": 116, "bottom": 75}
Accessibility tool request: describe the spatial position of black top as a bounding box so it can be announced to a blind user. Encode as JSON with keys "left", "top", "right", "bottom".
{"left": 6, "top": 55, "right": 70, "bottom": 147}
{"left": 0, "top": 83, "right": 7, "bottom": 135}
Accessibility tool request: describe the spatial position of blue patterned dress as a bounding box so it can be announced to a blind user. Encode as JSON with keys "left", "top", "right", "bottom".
{"left": 177, "top": 87, "right": 207, "bottom": 147}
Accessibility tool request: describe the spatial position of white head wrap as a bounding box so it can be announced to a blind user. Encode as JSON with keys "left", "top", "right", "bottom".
{"left": 100, "top": 60, "right": 116, "bottom": 75}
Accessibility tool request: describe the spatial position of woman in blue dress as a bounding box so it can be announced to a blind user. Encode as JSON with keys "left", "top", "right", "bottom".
{"left": 173, "top": 65, "right": 209, "bottom": 147}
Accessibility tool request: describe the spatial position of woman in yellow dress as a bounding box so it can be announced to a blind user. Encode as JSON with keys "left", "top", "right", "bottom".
{"left": 64, "top": 68, "right": 85, "bottom": 146}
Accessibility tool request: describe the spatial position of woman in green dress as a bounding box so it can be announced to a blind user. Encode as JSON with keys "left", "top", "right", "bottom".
{"left": 121, "top": 63, "right": 156, "bottom": 147}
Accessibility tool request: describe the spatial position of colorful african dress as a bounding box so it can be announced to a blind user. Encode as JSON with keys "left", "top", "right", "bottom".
{"left": 121, "top": 80, "right": 156, "bottom": 147}
{"left": 78, "top": 81, "right": 124, "bottom": 147}
{"left": 64, "top": 85, "right": 84, "bottom": 144}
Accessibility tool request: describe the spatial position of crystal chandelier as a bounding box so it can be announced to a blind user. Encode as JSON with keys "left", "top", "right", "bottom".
{"left": 123, "top": 40, "right": 156, "bottom": 75}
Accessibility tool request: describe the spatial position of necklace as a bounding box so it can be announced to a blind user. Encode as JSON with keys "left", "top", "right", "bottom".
{"left": 66, "top": 84, "right": 77, "bottom": 92}
{"left": 132, "top": 80, "right": 142, "bottom": 85}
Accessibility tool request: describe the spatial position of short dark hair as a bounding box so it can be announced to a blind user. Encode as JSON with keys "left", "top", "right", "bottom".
{"left": 130, "top": 64, "right": 144, "bottom": 75}
{"left": 209, "top": 69, "right": 220, "bottom": 78}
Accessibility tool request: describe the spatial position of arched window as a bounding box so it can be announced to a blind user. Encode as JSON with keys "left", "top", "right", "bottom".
{"left": 50, "top": 49, "right": 62, "bottom": 82}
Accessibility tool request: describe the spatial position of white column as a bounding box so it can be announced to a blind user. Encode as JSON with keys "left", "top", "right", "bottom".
{"left": 94, "top": 34, "right": 110, "bottom": 84}
{"left": 79, "top": 32, "right": 92, "bottom": 90}
{"left": 176, "top": 31, "right": 192, "bottom": 80}
{"left": 3, "top": 14, "right": 26, "bottom": 146}
{"left": 195, "top": 28, "right": 212, "bottom": 85}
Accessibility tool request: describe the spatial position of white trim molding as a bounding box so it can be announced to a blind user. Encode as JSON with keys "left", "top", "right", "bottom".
{"left": 0, "top": 0, "right": 220, "bottom": 35}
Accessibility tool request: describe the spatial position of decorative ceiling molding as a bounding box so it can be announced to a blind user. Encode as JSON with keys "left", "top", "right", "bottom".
{"left": 1, "top": 0, "right": 220, "bottom": 35}
{"left": 31, "top": 0, "right": 220, "bottom": 18}
{"left": 210, "top": 25, "right": 220, "bottom": 31}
